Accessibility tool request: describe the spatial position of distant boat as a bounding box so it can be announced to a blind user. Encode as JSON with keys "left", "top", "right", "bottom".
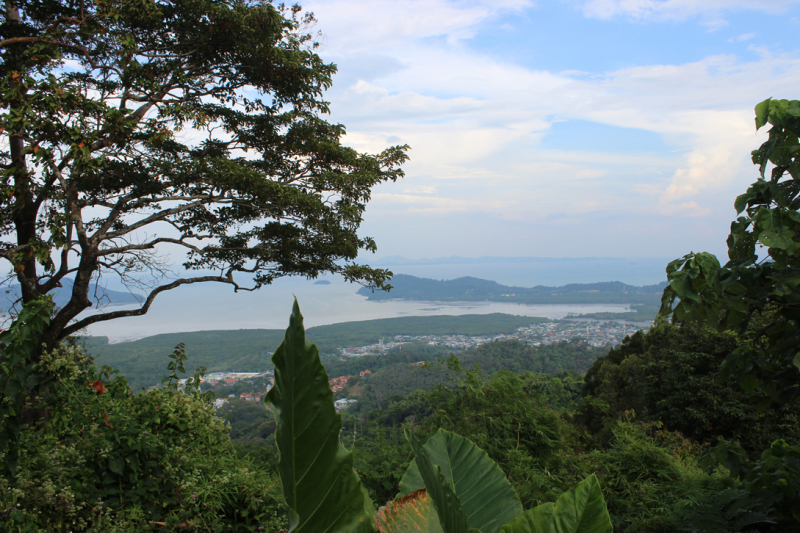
{"left": 314, "top": 280, "right": 332, "bottom": 285}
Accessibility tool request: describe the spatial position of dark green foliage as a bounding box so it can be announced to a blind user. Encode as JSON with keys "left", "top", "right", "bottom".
{"left": 219, "top": 399, "right": 277, "bottom": 445}
{"left": 525, "top": 371, "right": 584, "bottom": 411}
{"left": 579, "top": 323, "right": 800, "bottom": 454}
{"left": 355, "top": 363, "right": 454, "bottom": 406}
{"left": 342, "top": 339, "right": 602, "bottom": 416}
{"left": 658, "top": 98, "right": 800, "bottom": 404}
{"left": 350, "top": 425, "right": 412, "bottom": 506}
{"left": 322, "top": 343, "right": 449, "bottom": 382}
{"left": 575, "top": 305, "right": 658, "bottom": 323}
{"left": 262, "top": 302, "right": 614, "bottom": 533}
{"left": 699, "top": 437, "right": 800, "bottom": 524}
{"left": 87, "top": 314, "right": 541, "bottom": 390}
{"left": 1, "top": 343, "right": 287, "bottom": 531}
{"left": 360, "top": 275, "right": 665, "bottom": 306}
{"left": 677, "top": 486, "right": 778, "bottom": 533}
{"left": 421, "top": 372, "right": 583, "bottom": 508}
{"left": 88, "top": 329, "right": 285, "bottom": 391}
{"left": 497, "top": 475, "right": 612, "bottom": 533}
{"left": 585, "top": 421, "right": 711, "bottom": 533}
{"left": 399, "top": 429, "right": 525, "bottom": 533}
{"left": 461, "top": 340, "right": 608, "bottom": 376}
{"left": 0, "top": 296, "right": 54, "bottom": 475}
{"left": 352, "top": 370, "right": 710, "bottom": 532}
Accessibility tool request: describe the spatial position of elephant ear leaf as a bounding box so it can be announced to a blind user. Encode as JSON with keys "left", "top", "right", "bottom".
{"left": 266, "top": 299, "right": 375, "bottom": 533}
{"left": 498, "top": 475, "right": 611, "bottom": 533}
{"left": 406, "top": 429, "right": 474, "bottom": 533}
{"left": 400, "top": 429, "right": 523, "bottom": 533}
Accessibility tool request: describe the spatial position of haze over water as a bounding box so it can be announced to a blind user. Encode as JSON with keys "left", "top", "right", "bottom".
{"left": 82, "top": 257, "right": 668, "bottom": 343}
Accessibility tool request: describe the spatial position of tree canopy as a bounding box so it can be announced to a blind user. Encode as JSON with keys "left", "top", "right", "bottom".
{"left": 0, "top": 0, "right": 408, "bottom": 346}
{"left": 658, "top": 98, "right": 800, "bottom": 404}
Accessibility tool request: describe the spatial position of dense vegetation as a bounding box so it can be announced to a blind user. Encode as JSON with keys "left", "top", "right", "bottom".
{"left": 85, "top": 314, "right": 544, "bottom": 390}
{"left": 1, "top": 308, "right": 288, "bottom": 531}
{"left": 580, "top": 324, "right": 800, "bottom": 454}
{"left": 1, "top": 1, "right": 799, "bottom": 528}
{"left": 9, "top": 301, "right": 799, "bottom": 530}
{"left": 210, "top": 319, "right": 800, "bottom": 531}
{"left": 574, "top": 304, "right": 659, "bottom": 322}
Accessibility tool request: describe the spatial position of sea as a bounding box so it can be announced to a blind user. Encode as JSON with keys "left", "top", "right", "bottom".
{"left": 80, "top": 257, "right": 671, "bottom": 343}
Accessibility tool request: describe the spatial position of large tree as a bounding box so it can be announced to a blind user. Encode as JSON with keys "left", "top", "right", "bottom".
{"left": 0, "top": 0, "right": 408, "bottom": 347}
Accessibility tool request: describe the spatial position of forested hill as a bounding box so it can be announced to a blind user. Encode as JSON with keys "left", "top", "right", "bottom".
{"left": 85, "top": 313, "right": 542, "bottom": 390}
{"left": 1, "top": 278, "right": 144, "bottom": 310}
{"left": 358, "top": 274, "right": 666, "bottom": 305}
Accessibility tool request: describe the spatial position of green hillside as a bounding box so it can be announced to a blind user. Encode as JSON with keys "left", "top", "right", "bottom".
{"left": 358, "top": 274, "right": 665, "bottom": 305}
{"left": 86, "top": 313, "right": 545, "bottom": 390}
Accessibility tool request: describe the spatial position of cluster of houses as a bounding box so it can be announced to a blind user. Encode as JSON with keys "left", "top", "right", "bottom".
{"left": 213, "top": 390, "right": 269, "bottom": 409}
{"left": 334, "top": 320, "right": 648, "bottom": 358}
{"left": 203, "top": 371, "right": 272, "bottom": 386}
{"left": 517, "top": 321, "right": 644, "bottom": 347}
{"left": 329, "top": 375, "right": 350, "bottom": 392}
{"left": 328, "top": 369, "right": 372, "bottom": 393}
{"left": 210, "top": 368, "right": 371, "bottom": 411}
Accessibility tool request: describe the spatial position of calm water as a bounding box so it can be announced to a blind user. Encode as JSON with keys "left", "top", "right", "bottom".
{"left": 74, "top": 257, "right": 668, "bottom": 342}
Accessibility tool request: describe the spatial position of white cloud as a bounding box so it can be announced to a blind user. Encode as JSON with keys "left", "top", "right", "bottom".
{"left": 579, "top": 0, "right": 799, "bottom": 22}
{"left": 301, "top": 0, "right": 800, "bottom": 257}
{"left": 307, "top": 0, "right": 533, "bottom": 53}
{"left": 728, "top": 32, "right": 756, "bottom": 42}
{"left": 373, "top": 192, "right": 483, "bottom": 213}
{"left": 403, "top": 185, "right": 438, "bottom": 194}
{"left": 337, "top": 46, "right": 795, "bottom": 216}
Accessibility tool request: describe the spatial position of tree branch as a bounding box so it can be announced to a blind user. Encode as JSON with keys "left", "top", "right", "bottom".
{"left": 97, "top": 237, "right": 205, "bottom": 256}
{"left": 61, "top": 275, "right": 235, "bottom": 336}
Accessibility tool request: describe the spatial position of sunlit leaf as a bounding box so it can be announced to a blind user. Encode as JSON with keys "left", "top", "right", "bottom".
{"left": 375, "top": 489, "right": 444, "bottom": 533}
{"left": 755, "top": 98, "right": 772, "bottom": 130}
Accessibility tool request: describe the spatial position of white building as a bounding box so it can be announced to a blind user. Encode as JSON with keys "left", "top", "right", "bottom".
{"left": 334, "top": 398, "right": 358, "bottom": 412}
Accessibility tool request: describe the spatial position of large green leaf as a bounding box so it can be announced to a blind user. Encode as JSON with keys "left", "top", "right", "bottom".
{"left": 498, "top": 475, "right": 612, "bottom": 533}
{"left": 406, "top": 429, "right": 475, "bottom": 533}
{"left": 375, "top": 489, "right": 444, "bottom": 533}
{"left": 400, "top": 429, "right": 523, "bottom": 533}
{"left": 266, "top": 300, "right": 375, "bottom": 533}
{"left": 755, "top": 98, "right": 772, "bottom": 130}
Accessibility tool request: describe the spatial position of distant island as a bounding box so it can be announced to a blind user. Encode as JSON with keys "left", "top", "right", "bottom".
{"left": 358, "top": 274, "right": 665, "bottom": 304}
{"left": 314, "top": 280, "right": 332, "bottom": 285}
{"left": 357, "top": 274, "right": 664, "bottom": 322}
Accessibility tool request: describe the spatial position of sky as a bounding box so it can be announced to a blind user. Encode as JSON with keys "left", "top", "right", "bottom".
{"left": 294, "top": 0, "right": 800, "bottom": 261}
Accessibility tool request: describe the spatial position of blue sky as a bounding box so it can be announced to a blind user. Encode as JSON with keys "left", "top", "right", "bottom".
{"left": 301, "top": 0, "right": 800, "bottom": 261}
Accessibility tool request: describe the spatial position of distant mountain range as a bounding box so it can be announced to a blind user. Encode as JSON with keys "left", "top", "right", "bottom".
{"left": 358, "top": 274, "right": 666, "bottom": 306}
{"left": 372, "top": 255, "right": 639, "bottom": 266}
{"left": 1, "top": 278, "right": 144, "bottom": 312}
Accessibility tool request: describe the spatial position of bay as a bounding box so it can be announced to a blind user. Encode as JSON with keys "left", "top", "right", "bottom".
{"left": 73, "top": 257, "right": 671, "bottom": 343}
{"left": 83, "top": 276, "right": 631, "bottom": 343}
